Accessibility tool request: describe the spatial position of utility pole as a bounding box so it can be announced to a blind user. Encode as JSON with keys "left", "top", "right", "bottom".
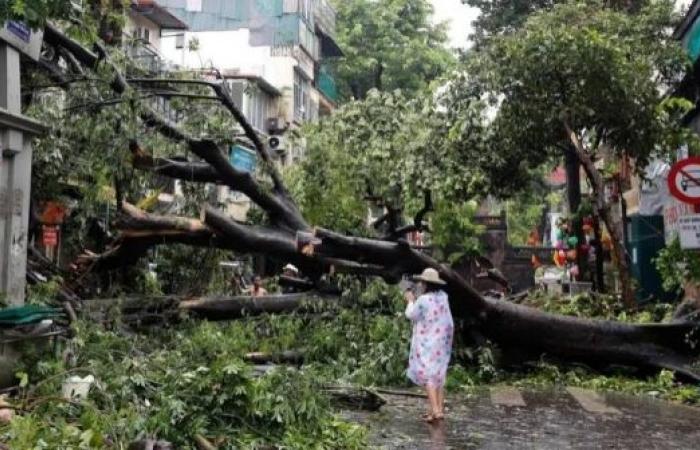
{"left": 0, "top": 23, "right": 45, "bottom": 305}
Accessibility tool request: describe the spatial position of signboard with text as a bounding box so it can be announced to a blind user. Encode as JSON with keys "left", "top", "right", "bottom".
{"left": 229, "top": 145, "right": 257, "bottom": 173}
{"left": 0, "top": 21, "right": 43, "bottom": 61}
{"left": 663, "top": 198, "right": 695, "bottom": 244}
{"left": 679, "top": 215, "right": 700, "bottom": 249}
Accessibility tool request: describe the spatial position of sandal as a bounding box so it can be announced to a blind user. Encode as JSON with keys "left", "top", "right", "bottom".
{"left": 421, "top": 412, "right": 435, "bottom": 422}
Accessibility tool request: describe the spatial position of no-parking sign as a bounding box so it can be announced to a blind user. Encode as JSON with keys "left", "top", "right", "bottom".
{"left": 668, "top": 157, "right": 700, "bottom": 205}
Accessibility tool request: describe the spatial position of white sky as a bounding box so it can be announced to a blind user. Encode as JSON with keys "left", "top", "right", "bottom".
{"left": 429, "top": 0, "right": 479, "bottom": 49}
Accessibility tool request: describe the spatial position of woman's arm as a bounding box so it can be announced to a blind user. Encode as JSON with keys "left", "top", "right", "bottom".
{"left": 405, "top": 293, "right": 423, "bottom": 321}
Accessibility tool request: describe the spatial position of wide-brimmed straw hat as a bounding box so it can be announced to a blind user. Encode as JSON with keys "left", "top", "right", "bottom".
{"left": 412, "top": 268, "right": 446, "bottom": 285}
{"left": 283, "top": 264, "right": 299, "bottom": 273}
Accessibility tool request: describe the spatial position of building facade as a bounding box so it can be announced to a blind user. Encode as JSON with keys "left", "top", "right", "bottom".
{"left": 158, "top": 0, "right": 342, "bottom": 164}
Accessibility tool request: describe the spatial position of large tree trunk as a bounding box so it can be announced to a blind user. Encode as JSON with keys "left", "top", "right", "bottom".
{"left": 564, "top": 145, "right": 586, "bottom": 282}
{"left": 565, "top": 125, "right": 635, "bottom": 308}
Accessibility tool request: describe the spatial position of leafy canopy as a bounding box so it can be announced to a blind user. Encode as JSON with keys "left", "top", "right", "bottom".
{"left": 331, "top": 0, "right": 455, "bottom": 100}
{"left": 1, "top": 0, "right": 83, "bottom": 28}
{"left": 462, "top": 0, "right": 559, "bottom": 44}
{"left": 288, "top": 89, "right": 490, "bottom": 234}
{"left": 447, "top": 0, "right": 695, "bottom": 190}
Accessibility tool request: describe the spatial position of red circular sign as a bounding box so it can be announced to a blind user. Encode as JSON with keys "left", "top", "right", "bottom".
{"left": 668, "top": 157, "right": 700, "bottom": 205}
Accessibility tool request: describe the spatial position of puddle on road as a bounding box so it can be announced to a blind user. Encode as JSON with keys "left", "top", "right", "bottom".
{"left": 342, "top": 388, "right": 700, "bottom": 449}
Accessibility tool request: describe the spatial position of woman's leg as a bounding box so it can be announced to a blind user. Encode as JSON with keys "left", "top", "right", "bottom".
{"left": 425, "top": 385, "right": 440, "bottom": 419}
{"left": 437, "top": 387, "right": 445, "bottom": 415}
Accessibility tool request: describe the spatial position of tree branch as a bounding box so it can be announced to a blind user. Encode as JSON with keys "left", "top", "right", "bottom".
{"left": 129, "top": 140, "right": 222, "bottom": 184}
{"left": 128, "top": 78, "right": 288, "bottom": 196}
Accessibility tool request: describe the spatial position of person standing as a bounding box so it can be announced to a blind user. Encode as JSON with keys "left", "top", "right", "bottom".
{"left": 404, "top": 268, "right": 454, "bottom": 422}
{"left": 249, "top": 275, "right": 268, "bottom": 297}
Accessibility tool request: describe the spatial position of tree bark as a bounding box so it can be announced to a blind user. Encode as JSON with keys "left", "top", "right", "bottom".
{"left": 565, "top": 125, "right": 635, "bottom": 308}
{"left": 179, "top": 293, "right": 335, "bottom": 320}
{"left": 565, "top": 145, "right": 586, "bottom": 282}
{"left": 243, "top": 351, "right": 304, "bottom": 365}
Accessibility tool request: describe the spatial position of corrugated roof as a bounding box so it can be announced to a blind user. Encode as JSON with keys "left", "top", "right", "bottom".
{"left": 132, "top": 1, "right": 189, "bottom": 30}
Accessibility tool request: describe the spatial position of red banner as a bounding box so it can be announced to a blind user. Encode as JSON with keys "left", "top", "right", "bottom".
{"left": 42, "top": 225, "right": 58, "bottom": 248}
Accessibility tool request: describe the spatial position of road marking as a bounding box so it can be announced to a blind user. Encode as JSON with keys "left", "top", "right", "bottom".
{"left": 567, "top": 387, "right": 620, "bottom": 414}
{"left": 490, "top": 386, "right": 526, "bottom": 407}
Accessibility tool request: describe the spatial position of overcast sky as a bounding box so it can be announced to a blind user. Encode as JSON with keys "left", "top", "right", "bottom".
{"left": 429, "top": 0, "right": 479, "bottom": 49}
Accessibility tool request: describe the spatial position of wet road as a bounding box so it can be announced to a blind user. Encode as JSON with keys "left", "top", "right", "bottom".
{"left": 345, "top": 387, "right": 700, "bottom": 449}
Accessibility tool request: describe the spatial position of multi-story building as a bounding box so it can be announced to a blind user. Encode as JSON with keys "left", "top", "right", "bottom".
{"left": 157, "top": 0, "right": 342, "bottom": 163}
{"left": 149, "top": 0, "right": 342, "bottom": 220}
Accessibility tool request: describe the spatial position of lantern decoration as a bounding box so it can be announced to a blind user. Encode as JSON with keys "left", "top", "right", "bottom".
{"left": 553, "top": 249, "right": 567, "bottom": 267}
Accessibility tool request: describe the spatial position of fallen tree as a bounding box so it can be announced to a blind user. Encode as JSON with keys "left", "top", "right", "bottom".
{"left": 179, "top": 293, "right": 336, "bottom": 321}
{"left": 36, "top": 23, "right": 700, "bottom": 382}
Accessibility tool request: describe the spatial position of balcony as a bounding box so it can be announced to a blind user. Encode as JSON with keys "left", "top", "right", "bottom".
{"left": 316, "top": 64, "right": 338, "bottom": 103}
{"left": 124, "top": 34, "right": 170, "bottom": 75}
{"left": 314, "top": 0, "right": 336, "bottom": 37}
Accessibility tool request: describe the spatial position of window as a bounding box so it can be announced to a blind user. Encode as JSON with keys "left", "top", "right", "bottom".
{"left": 245, "top": 84, "right": 270, "bottom": 131}
{"left": 299, "top": 0, "right": 313, "bottom": 25}
{"left": 175, "top": 34, "right": 185, "bottom": 49}
{"left": 294, "top": 71, "right": 310, "bottom": 122}
{"left": 143, "top": 28, "right": 150, "bottom": 43}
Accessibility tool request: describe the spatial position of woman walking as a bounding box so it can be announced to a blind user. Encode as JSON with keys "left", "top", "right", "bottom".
{"left": 404, "top": 268, "right": 454, "bottom": 422}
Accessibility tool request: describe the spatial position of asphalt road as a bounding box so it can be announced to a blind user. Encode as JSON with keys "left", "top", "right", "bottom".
{"left": 346, "top": 386, "right": 700, "bottom": 449}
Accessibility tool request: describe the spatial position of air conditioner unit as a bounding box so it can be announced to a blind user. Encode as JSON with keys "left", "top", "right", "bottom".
{"left": 266, "top": 117, "right": 288, "bottom": 135}
{"left": 268, "top": 135, "right": 288, "bottom": 156}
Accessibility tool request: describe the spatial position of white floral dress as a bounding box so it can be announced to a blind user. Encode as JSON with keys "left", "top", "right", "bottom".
{"left": 405, "top": 290, "right": 454, "bottom": 388}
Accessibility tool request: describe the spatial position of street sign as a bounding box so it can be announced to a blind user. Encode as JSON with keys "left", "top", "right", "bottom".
{"left": 230, "top": 145, "right": 257, "bottom": 173}
{"left": 0, "top": 21, "right": 43, "bottom": 61}
{"left": 663, "top": 198, "right": 695, "bottom": 244}
{"left": 668, "top": 157, "right": 700, "bottom": 205}
{"left": 42, "top": 225, "right": 59, "bottom": 248}
{"left": 678, "top": 215, "right": 700, "bottom": 249}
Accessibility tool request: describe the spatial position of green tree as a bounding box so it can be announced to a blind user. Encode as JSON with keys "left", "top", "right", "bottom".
{"left": 463, "top": 0, "right": 558, "bottom": 44}
{"left": 331, "top": 0, "right": 455, "bottom": 100}
{"left": 463, "top": 0, "right": 649, "bottom": 45}
{"left": 288, "top": 89, "right": 488, "bottom": 226}
{"left": 446, "top": 0, "right": 696, "bottom": 306}
{"left": 0, "top": 0, "right": 77, "bottom": 27}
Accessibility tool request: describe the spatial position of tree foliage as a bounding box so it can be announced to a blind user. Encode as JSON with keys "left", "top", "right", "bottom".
{"left": 331, "top": 0, "right": 455, "bottom": 100}
{"left": 462, "top": 0, "right": 558, "bottom": 44}
{"left": 288, "top": 89, "right": 490, "bottom": 237}
{"left": 459, "top": 0, "right": 693, "bottom": 177}
{"left": 0, "top": 0, "right": 79, "bottom": 28}
{"left": 462, "top": 0, "right": 653, "bottom": 45}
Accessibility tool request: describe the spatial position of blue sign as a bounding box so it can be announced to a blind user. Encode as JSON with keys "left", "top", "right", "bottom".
{"left": 230, "top": 145, "right": 257, "bottom": 173}
{"left": 7, "top": 21, "right": 30, "bottom": 43}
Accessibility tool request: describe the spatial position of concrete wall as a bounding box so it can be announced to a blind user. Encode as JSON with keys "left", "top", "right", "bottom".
{"left": 126, "top": 13, "right": 163, "bottom": 50}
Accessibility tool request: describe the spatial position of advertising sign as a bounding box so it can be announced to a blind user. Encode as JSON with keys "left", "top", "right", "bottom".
{"left": 678, "top": 215, "right": 700, "bottom": 249}
{"left": 42, "top": 225, "right": 58, "bottom": 248}
{"left": 0, "top": 21, "right": 43, "bottom": 61}
{"left": 663, "top": 198, "right": 695, "bottom": 244}
{"left": 230, "top": 145, "right": 257, "bottom": 173}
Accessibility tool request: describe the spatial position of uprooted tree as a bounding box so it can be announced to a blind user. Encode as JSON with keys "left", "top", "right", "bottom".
{"left": 26, "top": 6, "right": 700, "bottom": 382}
